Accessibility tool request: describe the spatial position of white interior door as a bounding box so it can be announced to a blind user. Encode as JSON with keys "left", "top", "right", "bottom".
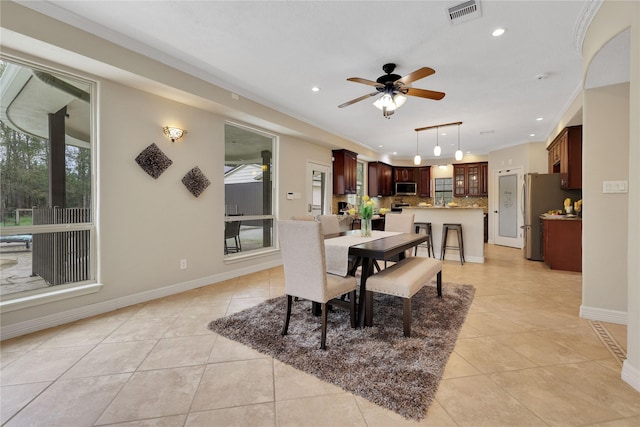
{"left": 493, "top": 168, "right": 523, "bottom": 248}
{"left": 306, "top": 162, "right": 331, "bottom": 217}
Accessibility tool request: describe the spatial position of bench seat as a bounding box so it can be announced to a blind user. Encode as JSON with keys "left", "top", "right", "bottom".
{"left": 366, "top": 256, "right": 443, "bottom": 337}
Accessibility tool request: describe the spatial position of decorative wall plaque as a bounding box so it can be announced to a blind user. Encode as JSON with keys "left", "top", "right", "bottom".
{"left": 182, "top": 166, "right": 211, "bottom": 197}
{"left": 135, "top": 143, "right": 173, "bottom": 179}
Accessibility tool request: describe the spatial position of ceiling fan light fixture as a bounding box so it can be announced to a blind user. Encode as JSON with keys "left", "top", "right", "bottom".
{"left": 414, "top": 131, "right": 421, "bottom": 165}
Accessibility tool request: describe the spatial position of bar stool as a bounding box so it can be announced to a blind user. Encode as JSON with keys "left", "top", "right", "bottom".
{"left": 414, "top": 222, "right": 434, "bottom": 257}
{"left": 441, "top": 223, "right": 465, "bottom": 265}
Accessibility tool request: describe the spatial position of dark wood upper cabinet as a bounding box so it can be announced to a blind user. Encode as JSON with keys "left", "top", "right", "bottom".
{"left": 332, "top": 149, "right": 358, "bottom": 195}
{"left": 368, "top": 161, "right": 393, "bottom": 197}
{"left": 453, "top": 162, "right": 488, "bottom": 196}
{"left": 393, "top": 167, "right": 416, "bottom": 183}
{"left": 547, "top": 125, "right": 582, "bottom": 190}
{"left": 418, "top": 167, "right": 431, "bottom": 197}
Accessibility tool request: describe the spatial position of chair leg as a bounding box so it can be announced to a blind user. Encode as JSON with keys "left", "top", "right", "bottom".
{"left": 349, "top": 290, "right": 356, "bottom": 328}
{"left": 436, "top": 271, "right": 442, "bottom": 297}
{"left": 320, "top": 302, "right": 328, "bottom": 350}
{"left": 281, "top": 295, "right": 292, "bottom": 336}
{"left": 403, "top": 298, "right": 412, "bottom": 337}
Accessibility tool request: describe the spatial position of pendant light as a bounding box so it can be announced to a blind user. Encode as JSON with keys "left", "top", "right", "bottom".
{"left": 413, "top": 131, "right": 421, "bottom": 165}
{"left": 433, "top": 127, "right": 441, "bottom": 157}
{"left": 455, "top": 123, "right": 463, "bottom": 161}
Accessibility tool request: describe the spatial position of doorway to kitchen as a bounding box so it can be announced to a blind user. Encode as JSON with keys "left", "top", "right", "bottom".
{"left": 306, "top": 162, "right": 331, "bottom": 218}
{"left": 493, "top": 168, "right": 523, "bottom": 248}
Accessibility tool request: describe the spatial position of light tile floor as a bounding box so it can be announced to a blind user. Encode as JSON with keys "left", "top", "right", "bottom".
{"left": 1, "top": 244, "right": 638, "bottom": 426}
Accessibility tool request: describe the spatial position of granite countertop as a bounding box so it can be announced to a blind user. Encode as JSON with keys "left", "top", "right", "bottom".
{"left": 403, "top": 206, "right": 484, "bottom": 209}
{"left": 539, "top": 214, "right": 582, "bottom": 221}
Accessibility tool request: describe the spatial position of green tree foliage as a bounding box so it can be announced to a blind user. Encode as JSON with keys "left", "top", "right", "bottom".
{"left": 0, "top": 60, "right": 92, "bottom": 215}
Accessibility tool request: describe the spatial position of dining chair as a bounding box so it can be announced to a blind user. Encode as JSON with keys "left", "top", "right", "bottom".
{"left": 382, "top": 213, "right": 415, "bottom": 266}
{"left": 277, "top": 220, "right": 357, "bottom": 350}
{"left": 318, "top": 215, "right": 340, "bottom": 235}
{"left": 224, "top": 220, "right": 242, "bottom": 254}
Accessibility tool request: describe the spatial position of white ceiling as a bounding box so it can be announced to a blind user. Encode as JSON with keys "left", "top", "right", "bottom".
{"left": 17, "top": 0, "right": 598, "bottom": 161}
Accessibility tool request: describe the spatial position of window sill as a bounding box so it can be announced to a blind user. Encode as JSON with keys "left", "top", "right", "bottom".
{"left": 0, "top": 282, "right": 103, "bottom": 313}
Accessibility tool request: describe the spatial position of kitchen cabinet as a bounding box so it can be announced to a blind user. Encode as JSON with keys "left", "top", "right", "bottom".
{"left": 418, "top": 167, "right": 431, "bottom": 197}
{"left": 332, "top": 149, "right": 358, "bottom": 195}
{"left": 454, "top": 162, "right": 488, "bottom": 196}
{"left": 393, "top": 167, "right": 416, "bottom": 183}
{"left": 547, "top": 125, "right": 582, "bottom": 190}
{"left": 368, "top": 161, "right": 393, "bottom": 197}
{"left": 542, "top": 218, "right": 582, "bottom": 272}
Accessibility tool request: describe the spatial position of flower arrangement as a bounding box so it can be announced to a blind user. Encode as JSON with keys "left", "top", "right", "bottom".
{"left": 360, "top": 195, "right": 374, "bottom": 219}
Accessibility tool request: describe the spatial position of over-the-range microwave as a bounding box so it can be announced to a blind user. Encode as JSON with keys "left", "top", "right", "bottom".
{"left": 395, "top": 182, "right": 417, "bottom": 195}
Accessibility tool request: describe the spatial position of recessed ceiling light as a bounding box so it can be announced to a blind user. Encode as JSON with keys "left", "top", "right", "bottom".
{"left": 392, "top": 152, "right": 397, "bottom": 155}
{"left": 441, "top": 132, "right": 447, "bottom": 136}
{"left": 311, "top": 86, "right": 320, "bottom": 92}
{"left": 536, "top": 117, "right": 543, "bottom": 121}
{"left": 492, "top": 28, "right": 505, "bottom": 37}
{"left": 530, "top": 133, "right": 536, "bottom": 137}
{"left": 378, "top": 145, "right": 383, "bottom": 148}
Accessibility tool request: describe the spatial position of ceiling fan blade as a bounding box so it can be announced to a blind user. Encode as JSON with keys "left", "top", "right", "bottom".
{"left": 338, "top": 92, "right": 379, "bottom": 108}
{"left": 405, "top": 87, "right": 446, "bottom": 100}
{"left": 347, "top": 77, "right": 383, "bottom": 88}
{"left": 396, "top": 67, "right": 435, "bottom": 85}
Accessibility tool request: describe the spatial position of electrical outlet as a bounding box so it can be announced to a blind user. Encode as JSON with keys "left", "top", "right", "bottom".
{"left": 180, "top": 259, "right": 187, "bottom": 270}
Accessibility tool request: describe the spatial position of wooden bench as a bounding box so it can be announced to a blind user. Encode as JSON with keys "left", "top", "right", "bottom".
{"left": 366, "top": 256, "right": 442, "bottom": 337}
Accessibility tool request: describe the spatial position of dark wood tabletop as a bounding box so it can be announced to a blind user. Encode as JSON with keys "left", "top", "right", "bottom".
{"left": 325, "top": 231, "right": 430, "bottom": 327}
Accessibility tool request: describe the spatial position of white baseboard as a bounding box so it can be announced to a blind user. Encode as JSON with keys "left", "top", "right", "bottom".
{"left": 622, "top": 360, "right": 640, "bottom": 392}
{"left": 0, "top": 258, "right": 282, "bottom": 341}
{"left": 580, "top": 305, "right": 628, "bottom": 325}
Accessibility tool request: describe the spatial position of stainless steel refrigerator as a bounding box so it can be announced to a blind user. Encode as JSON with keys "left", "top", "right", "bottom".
{"left": 522, "top": 173, "right": 581, "bottom": 260}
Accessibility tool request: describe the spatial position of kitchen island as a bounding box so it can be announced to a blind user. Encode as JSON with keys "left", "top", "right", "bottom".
{"left": 401, "top": 206, "right": 485, "bottom": 263}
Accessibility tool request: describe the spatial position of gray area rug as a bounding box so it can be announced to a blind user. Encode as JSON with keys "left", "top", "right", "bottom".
{"left": 208, "top": 282, "right": 475, "bottom": 420}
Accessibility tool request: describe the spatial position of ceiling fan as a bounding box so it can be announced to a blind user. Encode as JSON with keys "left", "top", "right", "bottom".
{"left": 338, "top": 63, "right": 445, "bottom": 118}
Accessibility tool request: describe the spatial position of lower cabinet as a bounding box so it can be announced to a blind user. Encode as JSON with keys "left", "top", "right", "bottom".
{"left": 542, "top": 219, "right": 582, "bottom": 272}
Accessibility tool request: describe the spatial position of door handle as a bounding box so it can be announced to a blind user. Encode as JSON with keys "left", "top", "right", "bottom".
{"left": 307, "top": 203, "right": 312, "bottom": 213}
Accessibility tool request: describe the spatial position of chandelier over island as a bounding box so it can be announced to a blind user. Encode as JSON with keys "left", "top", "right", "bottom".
{"left": 415, "top": 121, "right": 463, "bottom": 160}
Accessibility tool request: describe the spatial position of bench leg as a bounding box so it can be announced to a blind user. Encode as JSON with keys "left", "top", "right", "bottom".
{"left": 437, "top": 271, "right": 442, "bottom": 298}
{"left": 403, "top": 298, "right": 412, "bottom": 337}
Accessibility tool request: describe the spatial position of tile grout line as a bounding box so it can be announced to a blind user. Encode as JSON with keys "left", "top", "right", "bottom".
{"left": 588, "top": 321, "right": 626, "bottom": 366}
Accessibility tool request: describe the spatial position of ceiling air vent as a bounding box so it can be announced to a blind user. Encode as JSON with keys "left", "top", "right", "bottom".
{"left": 447, "top": 0, "right": 482, "bottom": 25}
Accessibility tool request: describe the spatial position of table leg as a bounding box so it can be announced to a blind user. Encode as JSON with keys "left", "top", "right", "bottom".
{"left": 358, "top": 257, "right": 375, "bottom": 328}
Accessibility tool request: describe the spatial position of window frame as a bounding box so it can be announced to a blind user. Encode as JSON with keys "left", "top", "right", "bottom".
{"left": 223, "top": 122, "right": 278, "bottom": 260}
{"left": 0, "top": 55, "right": 100, "bottom": 309}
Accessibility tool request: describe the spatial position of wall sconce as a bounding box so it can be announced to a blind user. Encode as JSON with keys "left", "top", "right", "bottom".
{"left": 163, "top": 126, "right": 187, "bottom": 142}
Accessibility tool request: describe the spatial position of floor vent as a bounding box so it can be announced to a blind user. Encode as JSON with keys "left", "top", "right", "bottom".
{"left": 447, "top": 0, "right": 482, "bottom": 25}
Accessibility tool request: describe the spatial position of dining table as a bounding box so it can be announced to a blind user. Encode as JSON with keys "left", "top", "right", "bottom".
{"left": 324, "top": 230, "right": 430, "bottom": 328}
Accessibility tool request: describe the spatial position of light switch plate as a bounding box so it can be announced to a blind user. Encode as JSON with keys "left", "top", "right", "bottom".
{"left": 602, "top": 180, "right": 628, "bottom": 193}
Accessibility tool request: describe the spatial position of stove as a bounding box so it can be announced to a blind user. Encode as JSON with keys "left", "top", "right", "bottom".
{"left": 390, "top": 202, "right": 410, "bottom": 212}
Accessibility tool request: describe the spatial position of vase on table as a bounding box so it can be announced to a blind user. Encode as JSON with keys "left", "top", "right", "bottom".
{"left": 361, "top": 218, "right": 372, "bottom": 237}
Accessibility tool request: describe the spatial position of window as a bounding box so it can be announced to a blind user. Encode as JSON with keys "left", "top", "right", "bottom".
{"left": 434, "top": 178, "right": 453, "bottom": 206}
{"left": 0, "top": 59, "right": 95, "bottom": 298}
{"left": 224, "top": 123, "right": 276, "bottom": 256}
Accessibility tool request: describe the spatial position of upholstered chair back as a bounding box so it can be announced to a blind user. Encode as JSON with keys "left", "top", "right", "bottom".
{"left": 385, "top": 213, "right": 415, "bottom": 233}
{"left": 277, "top": 220, "right": 329, "bottom": 303}
{"left": 318, "top": 215, "right": 340, "bottom": 235}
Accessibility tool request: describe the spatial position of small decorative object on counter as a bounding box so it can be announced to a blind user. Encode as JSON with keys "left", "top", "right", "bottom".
{"left": 360, "top": 195, "right": 374, "bottom": 237}
{"left": 574, "top": 199, "right": 582, "bottom": 216}
{"left": 564, "top": 197, "right": 572, "bottom": 214}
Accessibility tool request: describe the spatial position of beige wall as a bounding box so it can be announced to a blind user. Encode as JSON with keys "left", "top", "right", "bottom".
{"left": 581, "top": 0, "right": 639, "bottom": 390}
{"left": 582, "top": 83, "right": 629, "bottom": 313}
